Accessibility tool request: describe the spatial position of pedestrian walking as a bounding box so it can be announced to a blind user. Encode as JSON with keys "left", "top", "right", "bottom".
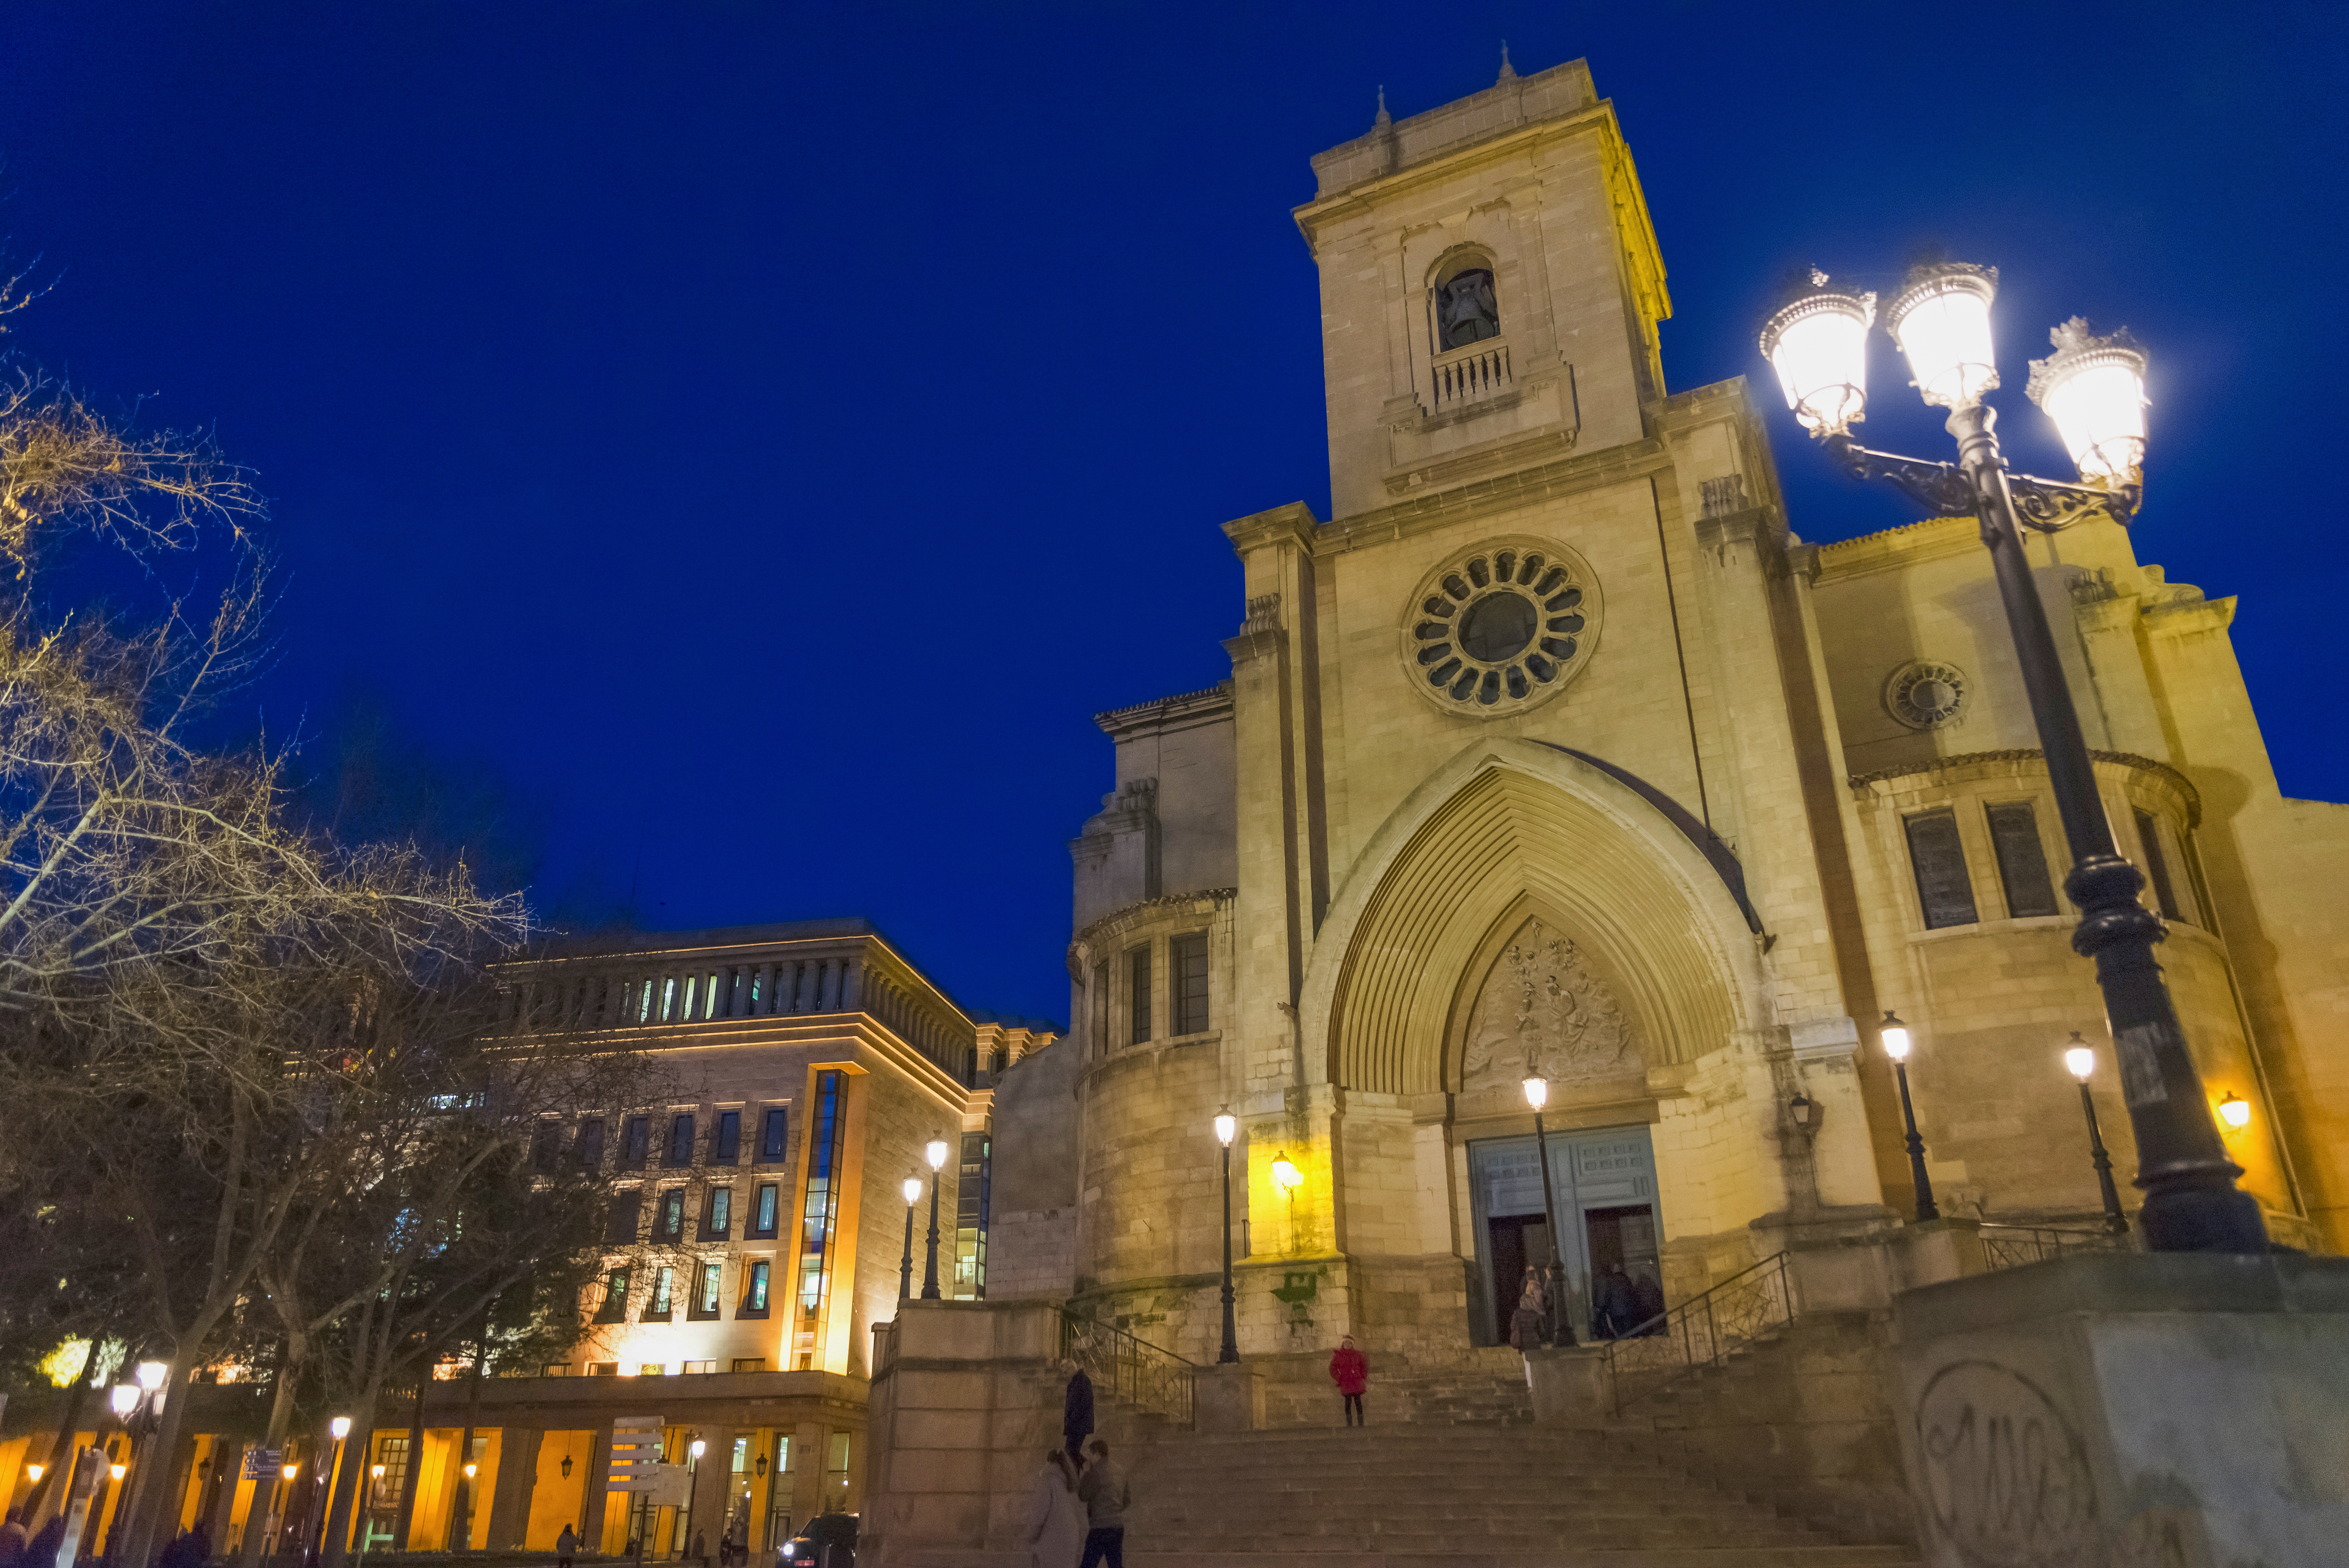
{"left": 1628, "top": 1262, "right": 1666, "bottom": 1334}
{"left": 1075, "top": 1438, "right": 1128, "bottom": 1568}
{"left": 1328, "top": 1335, "right": 1369, "bottom": 1426}
{"left": 691, "top": 1529, "right": 707, "bottom": 1567}
{"left": 1023, "top": 1450, "right": 1086, "bottom": 1568}
{"left": 555, "top": 1523, "right": 578, "bottom": 1568}
{"left": 1062, "top": 1361, "right": 1095, "bottom": 1463}
{"left": 1593, "top": 1263, "right": 1640, "bottom": 1340}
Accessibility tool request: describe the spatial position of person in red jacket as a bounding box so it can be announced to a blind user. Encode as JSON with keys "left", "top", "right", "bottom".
{"left": 1329, "top": 1335, "right": 1369, "bottom": 1426}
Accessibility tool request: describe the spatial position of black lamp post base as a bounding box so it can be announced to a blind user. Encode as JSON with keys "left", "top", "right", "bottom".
{"left": 2137, "top": 1181, "right": 2272, "bottom": 1255}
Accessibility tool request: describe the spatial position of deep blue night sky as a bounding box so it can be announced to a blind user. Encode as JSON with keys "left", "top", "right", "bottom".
{"left": 3, "top": 2, "right": 2342, "bottom": 1024}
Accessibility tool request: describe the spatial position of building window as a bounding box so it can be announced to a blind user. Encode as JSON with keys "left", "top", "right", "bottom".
{"left": 761, "top": 1107, "right": 788, "bottom": 1162}
{"left": 1985, "top": 800, "right": 2060, "bottom": 918}
{"left": 2136, "top": 810, "right": 2183, "bottom": 922}
{"left": 647, "top": 1265, "right": 674, "bottom": 1320}
{"left": 1171, "top": 931, "right": 1210, "bottom": 1035}
{"left": 731, "top": 1358, "right": 765, "bottom": 1374}
{"left": 1903, "top": 810, "right": 1979, "bottom": 929}
{"left": 795, "top": 1071, "right": 848, "bottom": 1367}
{"left": 714, "top": 1111, "right": 741, "bottom": 1166}
{"left": 751, "top": 1183, "right": 780, "bottom": 1239}
{"left": 593, "top": 1267, "right": 630, "bottom": 1323}
{"left": 605, "top": 1190, "right": 642, "bottom": 1245}
{"left": 586, "top": 1362, "right": 618, "bottom": 1377}
{"left": 682, "top": 1359, "right": 715, "bottom": 1375}
{"left": 622, "top": 1115, "right": 651, "bottom": 1171}
{"left": 371, "top": 1436, "right": 410, "bottom": 1510}
{"left": 656, "top": 1188, "right": 686, "bottom": 1243}
{"left": 702, "top": 1186, "right": 733, "bottom": 1241}
{"left": 690, "top": 1260, "right": 723, "bottom": 1320}
{"left": 531, "top": 1121, "right": 563, "bottom": 1172}
{"left": 954, "top": 1131, "right": 991, "bottom": 1300}
{"left": 667, "top": 1114, "right": 695, "bottom": 1167}
{"left": 1091, "top": 961, "right": 1109, "bottom": 1058}
{"left": 824, "top": 1433, "right": 852, "bottom": 1513}
{"left": 741, "top": 1260, "right": 771, "bottom": 1316}
{"left": 1128, "top": 946, "right": 1151, "bottom": 1045}
{"left": 575, "top": 1119, "right": 606, "bottom": 1171}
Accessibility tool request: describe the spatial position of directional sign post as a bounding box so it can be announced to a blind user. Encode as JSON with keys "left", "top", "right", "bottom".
{"left": 607, "top": 1417, "right": 664, "bottom": 1568}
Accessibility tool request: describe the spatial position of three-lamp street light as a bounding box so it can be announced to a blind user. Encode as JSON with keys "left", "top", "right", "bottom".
{"left": 1213, "top": 1108, "right": 1240, "bottom": 1364}
{"left": 2063, "top": 1035, "right": 2130, "bottom": 1235}
{"left": 1763, "top": 262, "right": 2266, "bottom": 1254}
{"left": 899, "top": 1174, "right": 923, "bottom": 1303}
{"left": 1878, "top": 1014, "right": 1937, "bottom": 1224}
{"left": 919, "top": 1134, "right": 950, "bottom": 1300}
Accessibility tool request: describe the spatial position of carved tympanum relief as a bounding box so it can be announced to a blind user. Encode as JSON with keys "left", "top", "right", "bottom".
{"left": 1460, "top": 919, "right": 1640, "bottom": 1094}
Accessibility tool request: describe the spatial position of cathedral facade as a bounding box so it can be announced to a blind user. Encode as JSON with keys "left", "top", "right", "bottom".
{"left": 994, "top": 55, "right": 2349, "bottom": 1363}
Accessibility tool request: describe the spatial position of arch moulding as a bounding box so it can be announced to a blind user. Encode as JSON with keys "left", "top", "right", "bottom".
{"left": 1296, "top": 738, "right": 1768, "bottom": 1098}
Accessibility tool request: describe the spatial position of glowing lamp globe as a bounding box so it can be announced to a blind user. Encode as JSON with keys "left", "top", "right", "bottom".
{"left": 1887, "top": 263, "right": 2000, "bottom": 410}
{"left": 925, "top": 1135, "right": 950, "bottom": 1171}
{"left": 2217, "top": 1092, "right": 2252, "bottom": 1131}
{"left": 283, "top": 1464, "right": 299, "bottom": 1481}
{"left": 689, "top": 1439, "right": 706, "bottom": 1460}
{"left": 136, "top": 1361, "right": 168, "bottom": 1392}
{"left": 25, "top": 1465, "right": 43, "bottom": 1483}
{"left": 1879, "top": 1011, "right": 1913, "bottom": 1063}
{"left": 110, "top": 1464, "right": 126, "bottom": 1482}
{"left": 1521, "top": 1074, "right": 1548, "bottom": 1112}
{"left": 1758, "top": 272, "right": 1876, "bottom": 434}
{"left": 2064, "top": 1034, "right": 2097, "bottom": 1083}
{"left": 902, "top": 1175, "right": 923, "bottom": 1206}
{"left": 1271, "top": 1152, "right": 1304, "bottom": 1191}
{"left": 2027, "top": 318, "right": 2148, "bottom": 484}
{"left": 110, "top": 1384, "right": 139, "bottom": 1417}
{"left": 1213, "top": 1109, "right": 1237, "bottom": 1147}
{"left": 372, "top": 1465, "right": 385, "bottom": 1480}
{"left": 331, "top": 1417, "right": 352, "bottom": 1441}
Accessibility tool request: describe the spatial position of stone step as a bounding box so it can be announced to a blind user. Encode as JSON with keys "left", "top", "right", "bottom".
{"left": 901, "top": 1548, "right": 1922, "bottom": 1567}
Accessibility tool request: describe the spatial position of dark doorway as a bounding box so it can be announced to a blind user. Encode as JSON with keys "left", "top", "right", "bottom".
{"left": 1485, "top": 1213, "right": 1551, "bottom": 1341}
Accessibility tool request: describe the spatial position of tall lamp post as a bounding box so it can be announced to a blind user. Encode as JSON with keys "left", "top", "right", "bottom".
{"left": 1213, "top": 1108, "right": 1239, "bottom": 1364}
{"left": 1521, "top": 1070, "right": 1574, "bottom": 1347}
{"left": 1761, "top": 265, "right": 2265, "bottom": 1254}
{"left": 920, "top": 1134, "right": 950, "bottom": 1299}
{"left": 313, "top": 1415, "right": 352, "bottom": 1559}
{"left": 2064, "top": 1034, "right": 2130, "bottom": 1235}
{"left": 899, "top": 1174, "right": 922, "bottom": 1301}
{"left": 682, "top": 1438, "right": 705, "bottom": 1566}
{"left": 1879, "top": 1014, "right": 1938, "bottom": 1223}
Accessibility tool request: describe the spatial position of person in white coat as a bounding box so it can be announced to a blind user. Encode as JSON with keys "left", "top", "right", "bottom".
{"left": 1025, "top": 1450, "right": 1086, "bottom": 1568}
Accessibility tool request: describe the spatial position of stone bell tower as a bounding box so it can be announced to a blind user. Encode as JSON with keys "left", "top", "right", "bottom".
{"left": 1298, "top": 54, "right": 1672, "bottom": 520}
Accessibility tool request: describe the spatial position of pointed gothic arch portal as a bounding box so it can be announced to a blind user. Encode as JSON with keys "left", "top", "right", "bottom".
{"left": 1313, "top": 743, "right": 1762, "bottom": 1098}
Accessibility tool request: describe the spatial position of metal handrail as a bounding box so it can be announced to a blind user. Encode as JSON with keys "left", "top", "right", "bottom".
{"left": 1599, "top": 1251, "right": 1793, "bottom": 1415}
{"left": 1977, "top": 1221, "right": 2134, "bottom": 1270}
{"left": 1057, "top": 1308, "right": 1198, "bottom": 1427}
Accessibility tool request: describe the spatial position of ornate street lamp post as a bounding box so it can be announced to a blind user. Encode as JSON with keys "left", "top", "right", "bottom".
{"left": 1762, "top": 265, "right": 2267, "bottom": 1253}
{"left": 2063, "top": 1034, "right": 2129, "bottom": 1235}
{"left": 1878, "top": 1014, "right": 1937, "bottom": 1223}
{"left": 899, "top": 1174, "right": 922, "bottom": 1301}
{"left": 1213, "top": 1108, "right": 1240, "bottom": 1364}
{"left": 1522, "top": 1071, "right": 1574, "bottom": 1347}
{"left": 920, "top": 1134, "right": 950, "bottom": 1299}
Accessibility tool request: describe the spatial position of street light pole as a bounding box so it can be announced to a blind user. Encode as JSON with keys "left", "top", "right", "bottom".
{"left": 899, "top": 1175, "right": 921, "bottom": 1302}
{"left": 1761, "top": 266, "right": 2267, "bottom": 1254}
{"left": 2064, "top": 1034, "right": 2130, "bottom": 1235}
{"left": 1522, "top": 1072, "right": 1574, "bottom": 1347}
{"left": 1879, "top": 1013, "right": 1937, "bottom": 1223}
{"left": 1214, "top": 1109, "right": 1239, "bottom": 1364}
{"left": 920, "top": 1135, "right": 949, "bottom": 1300}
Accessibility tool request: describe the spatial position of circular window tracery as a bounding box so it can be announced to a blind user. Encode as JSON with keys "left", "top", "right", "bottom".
{"left": 1401, "top": 539, "right": 1601, "bottom": 717}
{"left": 1885, "top": 660, "right": 1970, "bottom": 729}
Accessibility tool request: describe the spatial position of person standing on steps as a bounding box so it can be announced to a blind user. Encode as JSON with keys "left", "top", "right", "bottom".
{"left": 1328, "top": 1335, "right": 1369, "bottom": 1426}
{"left": 1076, "top": 1438, "right": 1128, "bottom": 1568}
{"left": 1062, "top": 1360, "right": 1095, "bottom": 1462}
{"left": 1592, "top": 1263, "right": 1640, "bottom": 1340}
{"left": 1024, "top": 1450, "right": 1086, "bottom": 1568}
{"left": 1510, "top": 1265, "right": 1549, "bottom": 1354}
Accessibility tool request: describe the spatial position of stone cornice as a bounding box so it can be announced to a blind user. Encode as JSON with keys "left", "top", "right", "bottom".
{"left": 1222, "top": 501, "right": 1320, "bottom": 557}
{"left": 1294, "top": 98, "right": 1620, "bottom": 248}
{"left": 1848, "top": 747, "right": 2201, "bottom": 827}
{"left": 1093, "top": 682, "right": 1233, "bottom": 739}
{"left": 1813, "top": 515, "right": 1981, "bottom": 581}
{"left": 1066, "top": 888, "right": 1235, "bottom": 975}
{"left": 1309, "top": 436, "right": 1675, "bottom": 558}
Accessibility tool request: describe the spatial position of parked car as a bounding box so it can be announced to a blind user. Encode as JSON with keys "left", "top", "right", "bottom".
{"left": 777, "top": 1513, "right": 857, "bottom": 1568}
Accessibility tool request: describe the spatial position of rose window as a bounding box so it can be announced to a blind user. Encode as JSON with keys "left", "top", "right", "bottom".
{"left": 1884, "top": 660, "right": 1970, "bottom": 730}
{"left": 1402, "top": 541, "right": 1600, "bottom": 716}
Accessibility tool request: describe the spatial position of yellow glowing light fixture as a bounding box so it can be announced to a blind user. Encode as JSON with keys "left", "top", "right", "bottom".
{"left": 371, "top": 1465, "right": 385, "bottom": 1480}
{"left": 925, "top": 1135, "right": 950, "bottom": 1172}
{"left": 1887, "top": 263, "right": 2000, "bottom": 411}
{"left": 283, "top": 1463, "right": 299, "bottom": 1481}
{"left": 330, "top": 1416, "right": 352, "bottom": 1441}
{"left": 1522, "top": 1073, "right": 1549, "bottom": 1112}
{"left": 901, "top": 1175, "right": 922, "bottom": 1206}
{"left": 110, "top": 1463, "right": 126, "bottom": 1482}
{"left": 1213, "top": 1108, "right": 1237, "bottom": 1147}
{"left": 462, "top": 1463, "right": 476, "bottom": 1479}
{"left": 2217, "top": 1092, "right": 2252, "bottom": 1131}
{"left": 1271, "top": 1152, "right": 1303, "bottom": 1191}
{"left": 2063, "top": 1033, "right": 2097, "bottom": 1083}
{"left": 688, "top": 1439, "right": 707, "bottom": 1460}
{"left": 1758, "top": 271, "right": 1876, "bottom": 435}
{"left": 135, "top": 1361, "right": 168, "bottom": 1393}
{"left": 2028, "top": 318, "right": 2148, "bottom": 484}
{"left": 1880, "top": 1012, "right": 1913, "bottom": 1062}
{"left": 24, "top": 1464, "right": 43, "bottom": 1483}
{"left": 110, "top": 1384, "right": 139, "bottom": 1418}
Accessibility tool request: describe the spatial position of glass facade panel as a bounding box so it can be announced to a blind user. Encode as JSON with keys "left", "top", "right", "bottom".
{"left": 793, "top": 1071, "right": 848, "bottom": 1368}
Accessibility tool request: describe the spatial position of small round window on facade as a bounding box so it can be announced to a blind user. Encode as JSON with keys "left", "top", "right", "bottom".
{"left": 1433, "top": 260, "right": 1499, "bottom": 349}
{"left": 1458, "top": 592, "right": 1535, "bottom": 662}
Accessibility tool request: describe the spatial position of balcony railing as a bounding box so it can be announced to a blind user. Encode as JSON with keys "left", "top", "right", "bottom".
{"left": 1428, "top": 339, "right": 1512, "bottom": 411}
